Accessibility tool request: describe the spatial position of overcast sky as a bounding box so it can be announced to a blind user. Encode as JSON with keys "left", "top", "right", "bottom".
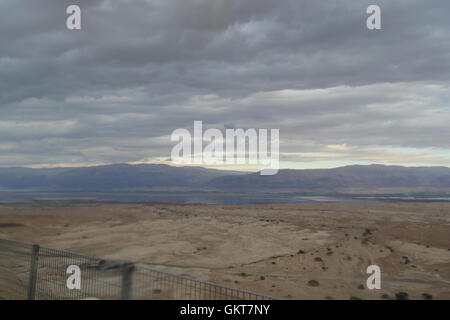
{"left": 0, "top": 0, "right": 449, "bottom": 169}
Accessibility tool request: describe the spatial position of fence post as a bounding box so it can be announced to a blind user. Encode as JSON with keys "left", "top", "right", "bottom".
{"left": 120, "top": 263, "right": 135, "bottom": 300}
{"left": 27, "top": 244, "right": 40, "bottom": 300}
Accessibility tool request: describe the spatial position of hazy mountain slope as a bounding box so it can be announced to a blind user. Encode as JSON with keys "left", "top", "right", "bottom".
{"left": 0, "top": 164, "right": 449, "bottom": 192}
{"left": 0, "top": 164, "right": 242, "bottom": 190}
{"left": 207, "top": 165, "right": 450, "bottom": 191}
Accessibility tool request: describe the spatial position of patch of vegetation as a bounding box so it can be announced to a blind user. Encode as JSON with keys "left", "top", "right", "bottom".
{"left": 402, "top": 256, "right": 411, "bottom": 264}
{"left": 421, "top": 293, "right": 433, "bottom": 300}
{"left": 0, "top": 223, "right": 24, "bottom": 228}
{"left": 350, "top": 296, "right": 362, "bottom": 300}
{"left": 307, "top": 280, "right": 320, "bottom": 287}
{"left": 362, "top": 228, "right": 374, "bottom": 236}
{"left": 395, "top": 292, "right": 409, "bottom": 300}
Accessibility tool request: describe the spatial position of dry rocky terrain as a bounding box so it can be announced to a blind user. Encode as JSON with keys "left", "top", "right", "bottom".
{"left": 0, "top": 200, "right": 449, "bottom": 300}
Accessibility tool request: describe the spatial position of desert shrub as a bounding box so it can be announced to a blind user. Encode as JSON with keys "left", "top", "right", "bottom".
{"left": 421, "top": 293, "right": 433, "bottom": 300}
{"left": 395, "top": 292, "right": 409, "bottom": 300}
{"left": 308, "top": 280, "right": 319, "bottom": 287}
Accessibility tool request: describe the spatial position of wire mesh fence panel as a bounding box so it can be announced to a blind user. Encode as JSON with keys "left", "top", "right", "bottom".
{"left": 34, "top": 246, "right": 122, "bottom": 300}
{"left": 0, "top": 238, "right": 277, "bottom": 300}
{"left": 0, "top": 239, "right": 32, "bottom": 300}
{"left": 131, "top": 265, "right": 276, "bottom": 300}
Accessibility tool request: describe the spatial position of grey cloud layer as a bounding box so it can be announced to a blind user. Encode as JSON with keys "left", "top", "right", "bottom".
{"left": 0, "top": 0, "right": 449, "bottom": 167}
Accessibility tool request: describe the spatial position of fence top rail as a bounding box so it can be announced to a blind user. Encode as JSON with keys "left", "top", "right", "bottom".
{"left": 0, "top": 237, "right": 279, "bottom": 300}
{"left": 0, "top": 236, "right": 33, "bottom": 247}
{"left": 0, "top": 236, "right": 106, "bottom": 261}
{"left": 135, "top": 263, "right": 280, "bottom": 300}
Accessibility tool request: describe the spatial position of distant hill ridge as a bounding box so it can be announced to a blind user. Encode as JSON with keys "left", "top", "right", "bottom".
{"left": 0, "top": 163, "right": 449, "bottom": 192}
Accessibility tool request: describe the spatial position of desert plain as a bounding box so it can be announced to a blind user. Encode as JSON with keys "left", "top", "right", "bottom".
{"left": 0, "top": 200, "right": 449, "bottom": 300}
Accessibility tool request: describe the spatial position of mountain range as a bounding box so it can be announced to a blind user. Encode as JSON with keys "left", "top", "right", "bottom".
{"left": 0, "top": 163, "right": 450, "bottom": 194}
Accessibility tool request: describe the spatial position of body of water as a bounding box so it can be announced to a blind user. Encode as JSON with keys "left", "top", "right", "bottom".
{"left": 0, "top": 191, "right": 366, "bottom": 205}
{"left": 0, "top": 191, "right": 448, "bottom": 205}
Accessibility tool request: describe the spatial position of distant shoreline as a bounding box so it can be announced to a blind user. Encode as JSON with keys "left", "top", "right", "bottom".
{"left": 0, "top": 191, "right": 450, "bottom": 205}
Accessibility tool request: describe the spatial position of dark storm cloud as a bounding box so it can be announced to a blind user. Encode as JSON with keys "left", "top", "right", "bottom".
{"left": 0, "top": 0, "right": 449, "bottom": 167}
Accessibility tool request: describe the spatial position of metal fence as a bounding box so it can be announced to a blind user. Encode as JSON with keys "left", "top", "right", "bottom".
{"left": 0, "top": 237, "right": 277, "bottom": 300}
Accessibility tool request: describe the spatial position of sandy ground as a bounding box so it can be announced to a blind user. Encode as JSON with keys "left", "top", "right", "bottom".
{"left": 0, "top": 200, "right": 449, "bottom": 300}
